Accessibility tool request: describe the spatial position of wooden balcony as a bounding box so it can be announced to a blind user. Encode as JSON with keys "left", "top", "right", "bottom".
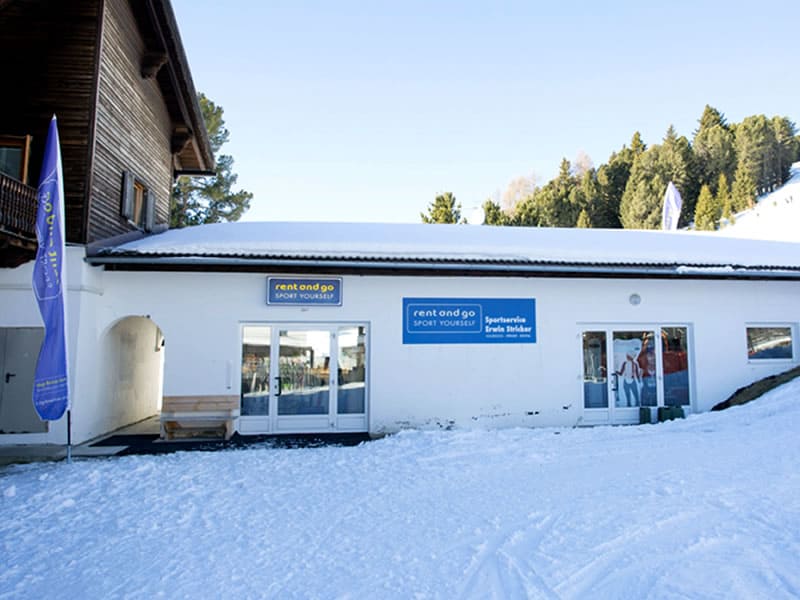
{"left": 0, "top": 172, "right": 38, "bottom": 268}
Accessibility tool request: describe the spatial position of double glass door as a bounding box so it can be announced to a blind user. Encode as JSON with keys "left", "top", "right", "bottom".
{"left": 240, "top": 324, "right": 367, "bottom": 433}
{"left": 581, "top": 325, "right": 691, "bottom": 425}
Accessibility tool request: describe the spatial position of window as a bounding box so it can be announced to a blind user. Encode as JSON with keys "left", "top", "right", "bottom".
{"left": 121, "top": 170, "right": 155, "bottom": 231}
{"left": 746, "top": 326, "right": 794, "bottom": 360}
{"left": 0, "top": 134, "right": 32, "bottom": 183}
{"left": 132, "top": 181, "right": 146, "bottom": 227}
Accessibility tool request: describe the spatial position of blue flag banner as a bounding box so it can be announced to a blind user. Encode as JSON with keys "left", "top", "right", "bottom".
{"left": 31, "top": 116, "right": 69, "bottom": 421}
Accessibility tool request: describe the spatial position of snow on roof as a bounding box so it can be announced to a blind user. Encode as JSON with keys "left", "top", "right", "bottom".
{"left": 89, "top": 220, "right": 800, "bottom": 275}
{"left": 719, "top": 161, "right": 800, "bottom": 243}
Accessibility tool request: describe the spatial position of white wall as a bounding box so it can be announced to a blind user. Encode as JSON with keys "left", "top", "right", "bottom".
{"left": 97, "top": 270, "right": 800, "bottom": 435}
{"left": 4, "top": 256, "right": 798, "bottom": 444}
{"left": 0, "top": 248, "right": 164, "bottom": 445}
{"left": 0, "top": 248, "right": 105, "bottom": 444}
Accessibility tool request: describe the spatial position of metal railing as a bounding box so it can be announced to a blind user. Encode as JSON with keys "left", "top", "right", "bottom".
{"left": 0, "top": 172, "right": 37, "bottom": 240}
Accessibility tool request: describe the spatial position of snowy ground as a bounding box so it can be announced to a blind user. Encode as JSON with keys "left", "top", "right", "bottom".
{"left": 2, "top": 383, "right": 800, "bottom": 599}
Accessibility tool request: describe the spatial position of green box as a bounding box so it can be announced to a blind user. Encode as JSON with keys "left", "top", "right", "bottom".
{"left": 658, "top": 406, "right": 686, "bottom": 422}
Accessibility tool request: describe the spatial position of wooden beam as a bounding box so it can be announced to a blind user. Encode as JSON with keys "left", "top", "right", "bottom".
{"left": 170, "top": 126, "right": 192, "bottom": 154}
{"left": 141, "top": 50, "right": 168, "bottom": 79}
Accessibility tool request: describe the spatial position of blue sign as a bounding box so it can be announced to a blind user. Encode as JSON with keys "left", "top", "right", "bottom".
{"left": 267, "top": 277, "right": 342, "bottom": 305}
{"left": 403, "top": 297, "right": 536, "bottom": 344}
{"left": 32, "top": 116, "right": 69, "bottom": 420}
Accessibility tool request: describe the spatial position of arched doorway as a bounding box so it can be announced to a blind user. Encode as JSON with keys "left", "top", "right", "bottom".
{"left": 103, "top": 316, "right": 165, "bottom": 429}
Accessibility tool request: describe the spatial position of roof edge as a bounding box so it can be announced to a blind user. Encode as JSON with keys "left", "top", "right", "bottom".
{"left": 147, "top": 0, "right": 214, "bottom": 172}
{"left": 84, "top": 255, "right": 800, "bottom": 280}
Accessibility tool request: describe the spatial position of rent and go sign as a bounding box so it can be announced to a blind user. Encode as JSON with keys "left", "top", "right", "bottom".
{"left": 403, "top": 297, "right": 536, "bottom": 344}
{"left": 267, "top": 277, "right": 342, "bottom": 305}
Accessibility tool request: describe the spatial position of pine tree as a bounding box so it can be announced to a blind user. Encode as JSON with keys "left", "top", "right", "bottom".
{"left": 692, "top": 105, "right": 736, "bottom": 194}
{"left": 735, "top": 115, "right": 778, "bottom": 195}
{"left": 421, "top": 192, "right": 464, "bottom": 224}
{"left": 576, "top": 208, "right": 591, "bottom": 228}
{"left": 594, "top": 141, "right": 637, "bottom": 228}
{"left": 577, "top": 169, "right": 602, "bottom": 227}
{"left": 771, "top": 116, "right": 799, "bottom": 185}
{"left": 482, "top": 199, "right": 508, "bottom": 226}
{"left": 630, "top": 131, "right": 646, "bottom": 155}
{"left": 717, "top": 173, "right": 733, "bottom": 221}
{"left": 620, "top": 145, "right": 668, "bottom": 229}
{"left": 171, "top": 93, "right": 252, "bottom": 228}
{"left": 661, "top": 125, "right": 699, "bottom": 222}
{"left": 694, "top": 184, "right": 720, "bottom": 230}
{"left": 512, "top": 193, "right": 540, "bottom": 226}
{"left": 535, "top": 159, "right": 581, "bottom": 227}
{"left": 731, "top": 161, "right": 757, "bottom": 212}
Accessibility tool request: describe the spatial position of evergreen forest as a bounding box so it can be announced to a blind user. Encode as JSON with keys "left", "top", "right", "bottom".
{"left": 421, "top": 106, "right": 800, "bottom": 230}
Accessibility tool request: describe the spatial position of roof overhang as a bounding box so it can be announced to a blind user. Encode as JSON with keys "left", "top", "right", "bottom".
{"left": 130, "top": 0, "right": 214, "bottom": 176}
{"left": 85, "top": 253, "right": 800, "bottom": 281}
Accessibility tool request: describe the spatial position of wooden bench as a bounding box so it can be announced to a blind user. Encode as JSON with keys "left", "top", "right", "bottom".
{"left": 160, "top": 395, "right": 240, "bottom": 441}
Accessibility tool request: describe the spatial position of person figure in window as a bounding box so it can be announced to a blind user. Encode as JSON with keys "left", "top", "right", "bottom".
{"left": 640, "top": 335, "right": 658, "bottom": 407}
{"left": 618, "top": 351, "right": 641, "bottom": 407}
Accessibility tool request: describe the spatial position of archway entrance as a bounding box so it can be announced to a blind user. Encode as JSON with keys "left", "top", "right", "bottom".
{"left": 103, "top": 316, "right": 165, "bottom": 430}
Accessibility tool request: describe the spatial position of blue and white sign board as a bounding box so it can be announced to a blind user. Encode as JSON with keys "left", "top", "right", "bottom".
{"left": 403, "top": 298, "right": 536, "bottom": 344}
{"left": 267, "top": 277, "right": 342, "bottom": 306}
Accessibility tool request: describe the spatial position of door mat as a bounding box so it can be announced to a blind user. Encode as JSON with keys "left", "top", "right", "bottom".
{"left": 97, "top": 432, "right": 372, "bottom": 456}
{"left": 90, "top": 434, "right": 160, "bottom": 447}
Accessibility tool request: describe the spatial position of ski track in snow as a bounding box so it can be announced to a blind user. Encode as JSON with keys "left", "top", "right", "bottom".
{"left": 2, "top": 382, "right": 800, "bottom": 599}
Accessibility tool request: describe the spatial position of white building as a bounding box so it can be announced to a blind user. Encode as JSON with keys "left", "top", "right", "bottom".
{"left": 1, "top": 222, "right": 799, "bottom": 445}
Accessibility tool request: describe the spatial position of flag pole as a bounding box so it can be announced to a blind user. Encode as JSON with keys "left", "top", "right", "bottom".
{"left": 66, "top": 410, "right": 72, "bottom": 463}
{"left": 31, "top": 115, "right": 71, "bottom": 460}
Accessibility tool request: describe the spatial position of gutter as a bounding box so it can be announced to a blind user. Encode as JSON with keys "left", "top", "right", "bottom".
{"left": 83, "top": 255, "right": 800, "bottom": 280}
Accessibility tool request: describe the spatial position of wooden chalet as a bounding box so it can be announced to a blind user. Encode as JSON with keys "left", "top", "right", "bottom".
{"left": 0, "top": 0, "right": 213, "bottom": 268}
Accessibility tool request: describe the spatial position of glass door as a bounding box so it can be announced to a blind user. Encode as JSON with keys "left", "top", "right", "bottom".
{"left": 611, "top": 330, "right": 658, "bottom": 415}
{"left": 582, "top": 325, "right": 691, "bottom": 425}
{"left": 275, "top": 328, "right": 332, "bottom": 432}
{"left": 582, "top": 331, "right": 608, "bottom": 410}
{"left": 240, "top": 324, "right": 368, "bottom": 434}
{"left": 241, "top": 325, "right": 271, "bottom": 423}
{"left": 336, "top": 325, "right": 367, "bottom": 430}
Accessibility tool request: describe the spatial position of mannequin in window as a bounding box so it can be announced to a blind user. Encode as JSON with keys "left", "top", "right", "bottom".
{"left": 618, "top": 351, "right": 641, "bottom": 407}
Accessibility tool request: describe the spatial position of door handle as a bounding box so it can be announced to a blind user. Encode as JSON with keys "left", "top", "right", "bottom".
{"left": 611, "top": 373, "right": 618, "bottom": 392}
{"left": 274, "top": 376, "right": 282, "bottom": 397}
{"left": 5, "top": 372, "right": 15, "bottom": 384}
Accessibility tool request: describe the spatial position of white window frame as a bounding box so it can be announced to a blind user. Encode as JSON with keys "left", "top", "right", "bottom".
{"left": 745, "top": 323, "right": 797, "bottom": 363}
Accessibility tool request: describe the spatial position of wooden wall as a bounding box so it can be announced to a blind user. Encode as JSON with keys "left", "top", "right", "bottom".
{"left": 0, "top": 0, "right": 102, "bottom": 244}
{"left": 90, "top": 0, "right": 173, "bottom": 242}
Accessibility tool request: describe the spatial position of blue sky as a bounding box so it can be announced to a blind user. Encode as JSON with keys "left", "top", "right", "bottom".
{"left": 171, "top": 1, "right": 799, "bottom": 223}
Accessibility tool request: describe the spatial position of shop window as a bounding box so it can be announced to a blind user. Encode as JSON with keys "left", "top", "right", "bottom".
{"left": 0, "top": 134, "right": 32, "bottom": 184}
{"left": 661, "top": 327, "right": 690, "bottom": 406}
{"left": 121, "top": 170, "right": 155, "bottom": 231}
{"left": 582, "top": 331, "right": 608, "bottom": 409}
{"left": 241, "top": 325, "right": 271, "bottom": 416}
{"left": 746, "top": 326, "right": 794, "bottom": 360}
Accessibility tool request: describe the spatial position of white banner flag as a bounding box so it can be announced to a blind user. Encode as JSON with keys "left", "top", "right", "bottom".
{"left": 662, "top": 182, "right": 683, "bottom": 230}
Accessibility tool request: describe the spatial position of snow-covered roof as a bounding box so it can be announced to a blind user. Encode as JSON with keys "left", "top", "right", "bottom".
{"left": 87, "top": 220, "right": 800, "bottom": 278}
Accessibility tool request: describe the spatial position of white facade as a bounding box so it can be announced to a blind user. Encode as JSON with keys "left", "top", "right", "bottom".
{"left": 0, "top": 248, "right": 162, "bottom": 445}
{"left": 2, "top": 232, "right": 799, "bottom": 445}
